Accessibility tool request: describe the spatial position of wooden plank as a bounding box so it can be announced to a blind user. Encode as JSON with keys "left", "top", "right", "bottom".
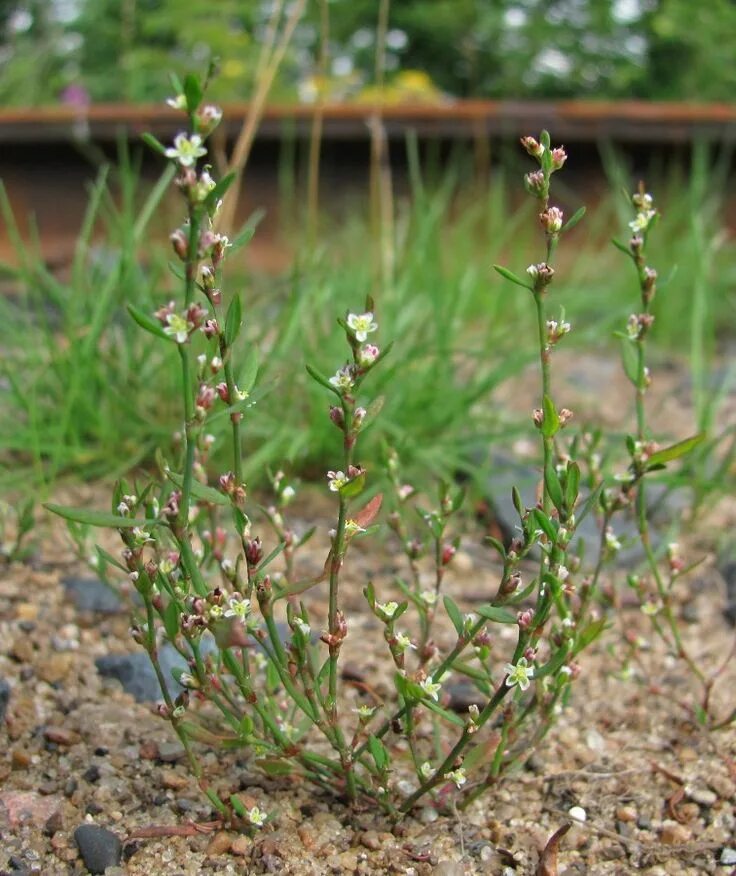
{"left": 1, "top": 101, "right": 735, "bottom": 144}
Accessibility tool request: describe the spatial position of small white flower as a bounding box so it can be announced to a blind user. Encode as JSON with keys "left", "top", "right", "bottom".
{"left": 247, "top": 805, "right": 267, "bottom": 827}
{"left": 640, "top": 601, "right": 660, "bottom": 616}
{"left": 164, "top": 132, "right": 207, "bottom": 167}
{"left": 327, "top": 470, "right": 348, "bottom": 492}
{"left": 420, "top": 761, "right": 433, "bottom": 779}
{"left": 346, "top": 311, "right": 378, "bottom": 342}
{"left": 419, "top": 590, "right": 438, "bottom": 606}
{"left": 605, "top": 529, "right": 622, "bottom": 552}
{"left": 328, "top": 366, "right": 355, "bottom": 392}
{"left": 353, "top": 704, "right": 377, "bottom": 720}
{"left": 208, "top": 604, "right": 224, "bottom": 621}
{"left": 166, "top": 94, "right": 187, "bottom": 110}
{"left": 445, "top": 768, "right": 467, "bottom": 788}
{"left": 377, "top": 600, "right": 399, "bottom": 620}
{"left": 294, "top": 618, "right": 311, "bottom": 637}
{"left": 394, "top": 631, "right": 415, "bottom": 653}
{"left": 344, "top": 519, "right": 367, "bottom": 537}
{"left": 629, "top": 209, "right": 656, "bottom": 233}
{"left": 503, "top": 657, "right": 535, "bottom": 691}
{"left": 556, "top": 565, "right": 570, "bottom": 582}
{"left": 419, "top": 677, "right": 442, "bottom": 701}
{"left": 281, "top": 485, "right": 296, "bottom": 503}
{"left": 224, "top": 596, "right": 252, "bottom": 620}
{"left": 163, "top": 312, "right": 192, "bottom": 344}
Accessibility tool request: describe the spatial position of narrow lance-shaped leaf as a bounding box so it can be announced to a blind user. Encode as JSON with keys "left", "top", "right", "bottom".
{"left": 562, "top": 205, "right": 586, "bottom": 233}
{"left": 544, "top": 460, "right": 564, "bottom": 512}
{"left": 45, "top": 504, "right": 162, "bottom": 529}
{"left": 128, "top": 304, "right": 170, "bottom": 341}
{"left": 443, "top": 595, "right": 464, "bottom": 636}
{"left": 476, "top": 605, "right": 518, "bottom": 624}
{"left": 141, "top": 132, "right": 166, "bottom": 155}
{"left": 493, "top": 264, "right": 532, "bottom": 290}
{"left": 183, "top": 73, "right": 203, "bottom": 114}
{"left": 541, "top": 395, "right": 560, "bottom": 438}
{"left": 646, "top": 433, "right": 705, "bottom": 468}
{"left": 224, "top": 293, "right": 242, "bottom": 346}
{"left": 305, "top": 364, "right": 341, "bottom": 397}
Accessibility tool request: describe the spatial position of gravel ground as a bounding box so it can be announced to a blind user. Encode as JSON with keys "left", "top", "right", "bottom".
{"left": 1, "top": 353, "right": 735, "bottom": 875}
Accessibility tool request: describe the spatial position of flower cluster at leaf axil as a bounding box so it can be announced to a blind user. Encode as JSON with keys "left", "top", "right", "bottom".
{"left": 48, "top": 84, "right": 726, "bottom": 833}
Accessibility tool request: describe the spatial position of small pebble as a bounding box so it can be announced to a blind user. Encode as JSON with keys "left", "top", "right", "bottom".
{"left": 73, "top": 824, "right": 123, "bottom": 874}
{"left": 686, "top": 786, "right": 717, "bottom": 807}
{"left": 205, "top": 832, "right": 233, "bottom": 857}
{"left": 231, "top": 835, "right": 251, "bottom": 856}
{"left": 360, "top": 830, "right": 382, "bottom": 851}
{"left": 720, "top": 848, "right": 736, "bottom": 866}
{"left": 660, "top": 822, "right": 691, "bottom": 844}
{"left": 157, "top": 742, "right": 186, "bottom": 763}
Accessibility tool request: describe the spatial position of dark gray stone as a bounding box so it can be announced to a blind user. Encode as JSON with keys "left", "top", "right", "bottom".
{"left": 0, "top": 677, "right": 10, "bottom": 722}
{"left": 96, "top": 624, "right": 290, "bottom": 702}
{"left": 480, "top": 451, "right": 689, "bottom": 570}
{"left": 95, "top": 644, "right": 186, "bottom": 703}
{"left": 720, "top": 561, "right": 736, "bottom": 627}
{"left": 62, "top": 577, "right": 122, "bottom": 614}
{"left": 73, "top": 824, "right": 123, "bottom": 874}
{"left": 445, "top": 679, "right": 485, "bottom": 713}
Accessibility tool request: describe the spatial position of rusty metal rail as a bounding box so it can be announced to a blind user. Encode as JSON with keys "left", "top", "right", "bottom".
{"left": 1, "top": 101, "right": 736, "bottom": 144}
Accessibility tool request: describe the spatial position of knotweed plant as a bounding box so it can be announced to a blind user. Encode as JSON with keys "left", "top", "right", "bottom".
{"left": 603, "top": 187, "right": 733, "bottom": 728}
{"left": 46, "top": 103, "right": 679, "bottom": 824}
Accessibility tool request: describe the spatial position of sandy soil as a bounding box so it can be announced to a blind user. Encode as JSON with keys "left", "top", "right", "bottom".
{"left": 1, "top": 352, "right": 735, "bottom": 875}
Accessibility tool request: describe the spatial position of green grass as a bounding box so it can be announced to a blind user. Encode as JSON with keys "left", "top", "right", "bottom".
{"left": 1, "top": 140, "right": 734, "bottom": 499}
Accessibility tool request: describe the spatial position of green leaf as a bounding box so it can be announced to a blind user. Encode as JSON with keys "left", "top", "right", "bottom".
{"left": 493, "top": 264, "right": 532, "bottom": 290}
{"left": 162, "top": 599, "right": 180, "bottom": 640}
{"left": 183, "top": 73, "right": 203, "bottom": 114}
{"left": 339, "top": 471, "right": 366, "bottom": 498}
{"left": 541, "top": 395, "right": 559, "bottom": 437}
{"left": 544, "top": 460, "right": 564, "bottom": 512}
{"left": 141, "top": 132, "right": 166, "bottom": 155}
{"left": 368, "top": 734, "right": 389, "bottom": 771}
{"left": 224, "top": 293, "right": 242, "bottom": 346}
{"left": 540, "top": 130, "right": 551, "bottom": 150}
{"left": 576, "top": 483, "right": 603, "bottom": 526}
{"left": 619, "top": 337, "right": 639, "bottom": 384}
{"left": 530, "top": 507, "right": 557, "bottom": 542}
{"left": 204, "top": 171, "right": 236, "bottom": 208}
{"left": 512, "top": 486, "right": 524, "bottom": 516}
{"left": 484, "top": 535, "right": 506, "bottom": 560}
{"left": 612, "top": 238, "right": 633, "bottom": 257}
{"left": 573, "top": 617, "right": 608, "bottom": 654}
{"left": 363, "top": 581, "right": 376, "bottom": 610}
{"left": 255, "top": 757, "right": 293, "bottom": 777}
{"left": 564, "top": 462, "right": 580, "bottom": 512}
{"left": 647, "top": 433, "right": 705, "bottom": 467}
{"left": 421, "top": 698, "right": 466, "bottom": 727}
{"left": 230, "top": 208, "right": 265, "bottom": 252}
{"left": 443, "top": 595, "right": 464, "bottom": 637}
{"left": 238, "top": 346, "right": 259, "bottom": 393}
{"left": 562, "top": 205, "right": 586, "bottom": 233}
{"left": 127, "top": 304, "right": 170, "bottom": 341}
{"left": 476, "top": 605, "right": 518, "bottom": 624}
{"left": 306, "top": 364, "right": 341, "bottom": 397}
{"left": 535, "top": 643, "right": 570, "bottom": 679}
{"left": 229, "top": 795, "right": 247, "bottom": 818}
{"left": 95, "top": 546, "right": 127, "bottom": 572}
{"left": 45, "top": 504, "right": 161, "bottom": 529}
{"left": 166, "top": 471, "right": 230, "bottom": 506}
